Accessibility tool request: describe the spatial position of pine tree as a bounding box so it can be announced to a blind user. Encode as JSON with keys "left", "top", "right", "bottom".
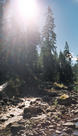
{"left": 41, "top": 6, "right": 56, "bottom": 54}
{"left": 64, "top": 41, "right": 72, "bottom": 62}
{"left": 40, "top": 6, "right": 57, "bottom": 81}
{"left": 59, "top": 43, "right": 73, "bottom": 84}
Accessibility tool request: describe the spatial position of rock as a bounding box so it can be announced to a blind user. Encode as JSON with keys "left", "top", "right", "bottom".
{"left": 11, "top": 123, "right": 25, "bottom": 135}
{"left": 0, "top": 117, "right": 8, "bottom": 122}
{"left": 18, "top": 119, "right": 26, "bottom": 125}
{"left": 74, "top": 109, "right": 78, "bottom": 114}
{"left": 23, "top": 106, "right": 44, "bottom": 119}
{"left": 35, "top": 98, "right": 42, "bottom": 102}
{"left": 58, "top": 94, "right": 72, "bottom": 105}
{"left": 61, "top": 132, "right": 69, "bottom": 136}
{"left": 46, "top": 107, "right": 56, "bottom": 113}
{"left": 63, "top": 128, "right": 73, "bottom": 134}
{"left": 72, "top": 118, "right": 78, "bottom": 122}
{"left": 45, "top": 120, "right": 51, "bottom": 125}
{"left": 47, "top": 112, "right": 52, "bottom": 117}
{"left": 18, "top": 104, "right": 25, "bottom": 109}
{"left": 49, "top": 125, "right": 54, "bottom": 129}
{"left": 56, "top": 130, "right": 61, "bottom": 134}
{"left": 27, "top": 132, "right": 35, "bottom": 136}
{"left": 41, "top": 122, "right": 47, "bottom": 127}
{"left": 76, "top": 104, "right": 78, "bottom": 107}
{"left": 63, "top": 122, "right": 75, "bottom": 128}
{"left": 31, "top": 114, "right": 46, "bottom": 120}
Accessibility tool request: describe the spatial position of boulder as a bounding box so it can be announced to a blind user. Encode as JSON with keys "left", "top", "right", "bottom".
{"left": 23, "top": 106, "right": 44, "bottom": 119}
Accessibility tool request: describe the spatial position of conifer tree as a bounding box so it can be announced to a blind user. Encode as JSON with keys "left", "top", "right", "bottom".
{"left": 59, "top": 43, "right": 73, "bottom": 84}
{"left": 40, "top": 6, "right": 57, "bottom": 81}
{"left": 64, "top": 41, "right": 72, "bottom": 62}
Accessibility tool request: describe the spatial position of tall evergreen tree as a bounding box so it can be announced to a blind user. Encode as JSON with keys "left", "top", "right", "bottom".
{"left": 64, "top": 41, "right": 72, "bottom": 62}
{"left": 59, "top": 43, "right": 73, "bottom": 84}
{"left": 40, "top": 6, "right": 57, "bottom": 81}
{"left": 41, "top": 6, "right": 56, "bottom": 54}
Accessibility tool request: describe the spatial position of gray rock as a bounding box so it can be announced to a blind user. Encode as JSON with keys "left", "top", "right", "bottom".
{"left": 63, "top": 122, "right": 75, "bottom": 128}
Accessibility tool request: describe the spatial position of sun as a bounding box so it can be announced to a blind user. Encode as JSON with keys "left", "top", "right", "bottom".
{"left": 17, "top": 0, "right": 38, "bottom": 20}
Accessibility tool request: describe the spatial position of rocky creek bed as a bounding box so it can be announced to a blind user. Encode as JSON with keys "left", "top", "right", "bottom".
{"left": 0, "top": 83, "right": 78, "bottom": 136}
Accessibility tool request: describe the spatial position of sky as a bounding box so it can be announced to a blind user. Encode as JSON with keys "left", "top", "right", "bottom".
{"left": 39, "top": 0, "right": 78, "bottom": 58}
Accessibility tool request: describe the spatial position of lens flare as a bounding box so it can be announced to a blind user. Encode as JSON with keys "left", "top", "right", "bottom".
{"left": 17, "top": 0, "right": 38, "bottom": 20}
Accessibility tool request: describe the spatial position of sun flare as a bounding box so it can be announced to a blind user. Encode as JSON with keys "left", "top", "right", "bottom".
{"left": 17, "top": 0, "right": 38, "bottom": 20}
